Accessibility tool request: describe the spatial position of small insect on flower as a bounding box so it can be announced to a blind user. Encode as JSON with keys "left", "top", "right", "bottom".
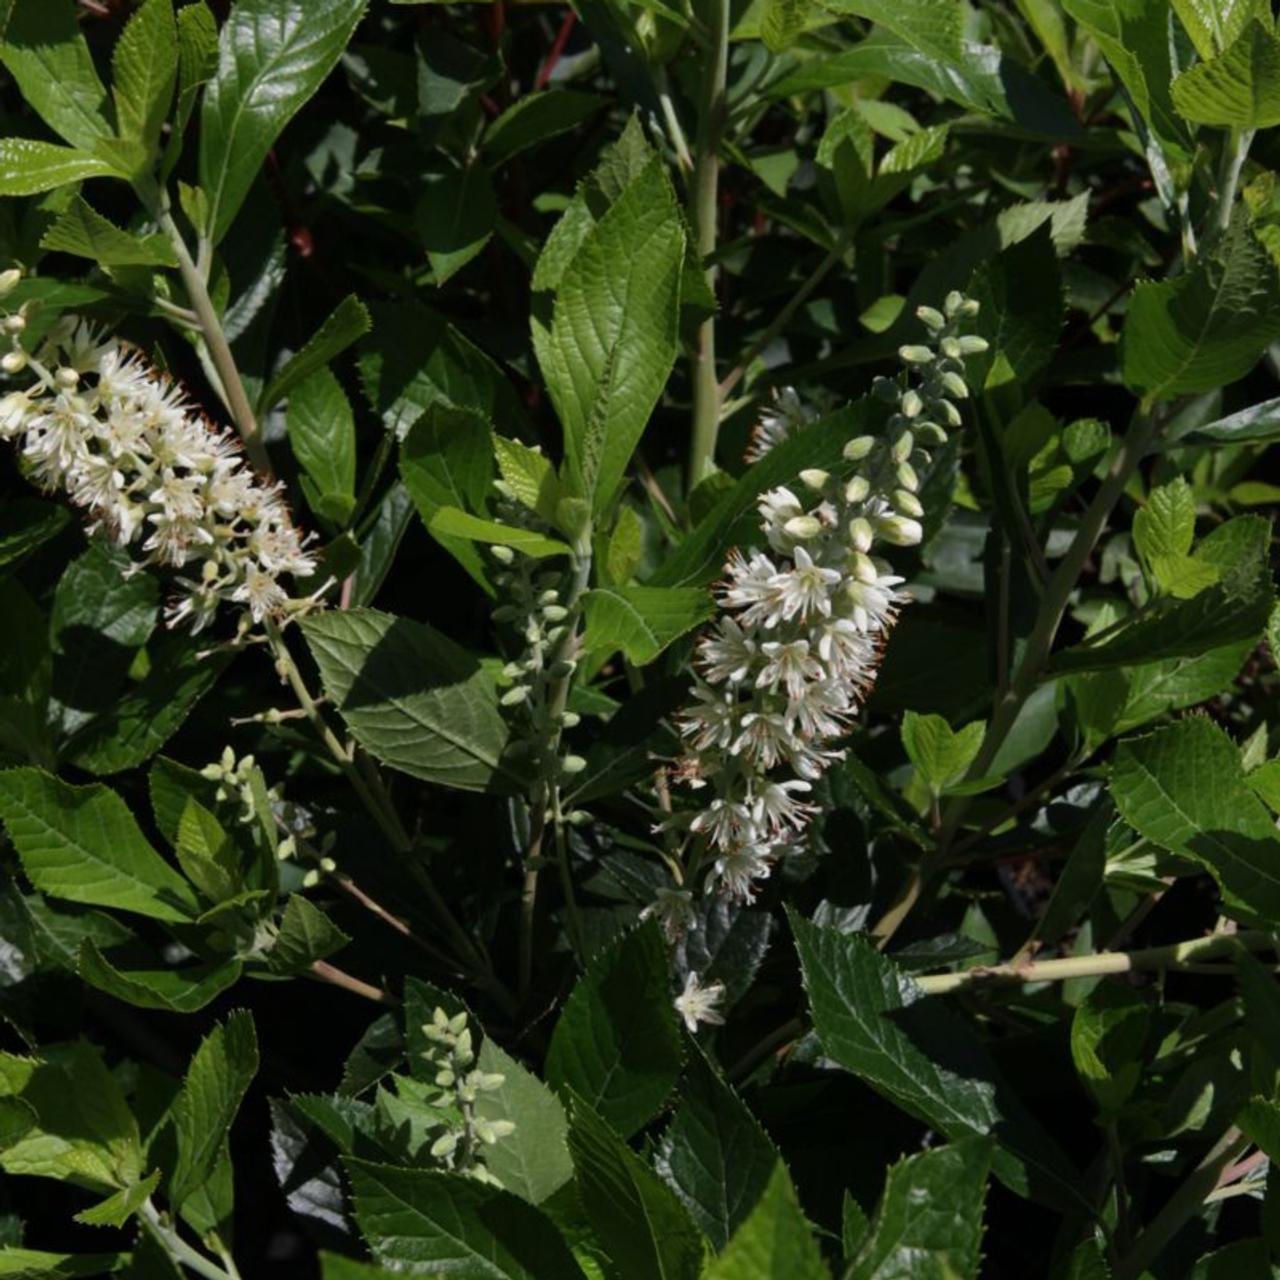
{"left": 674, "top": 971, "right": 726, "bottom": 1033}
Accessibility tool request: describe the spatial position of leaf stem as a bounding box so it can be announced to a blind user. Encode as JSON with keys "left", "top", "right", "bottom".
{"left": 139, "top": 1200, "right": 234, "bottom": 1280}
{"left": 686, "top": 0, "right": 730, "bottom": 488}
{"left": 913, "top": 930, "right": 1274, "bottom": 995}
{"left": 307, "top": 959, "right": 399, "bottom": 1006}
{"left": 1212, "top": 127, "right": 1254, "bottom": 240}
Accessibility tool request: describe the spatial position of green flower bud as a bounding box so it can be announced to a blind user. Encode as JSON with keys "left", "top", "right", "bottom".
{"left": 1, "top": 351, "right": 26, "bottom": 374}
{"left": 941, "top": 371, "right": 969, "bottom": 400}
{"left": 958, "top": 334, "right": 990, "bottom": 354}
{"left": 799, "top": 468, "right": 829, "bottom": 491}
{"left": 945, "top": 290, "right": 965, "bottom": 316}
{"left": 900, "top": 389, "right": 923, "bottom": 419}
{"left": 489, "top": 544, "right": 515, "bottom": 565}
{"left": 891, "top": 430, "right": 914, "bottom": 463}
{"left": 0, "top": 269, "right": 22, "bottom": 295}
{"left": 848, "top": 516, "right": 874, "bottom": 553}
{"left": 897, "top": 461, "right": 919, "bottom": 492}
{"left": 500, "top": 685, "right": 530, "bottom": 707}
{"left": 843, "top": 435, "right": 875, "bottom": 461}
{"left": 783, "top": 514, "right": 823, "bottom": 540}
{"left": 561, "top": 754, "right": 588, "bottom": 775}
{"left": 844, "top": 475, "right": 870, "bottom": 504}
{"left": 894, "top": 489, "right": 924, "bottom": 518}
{"left": 899, "top": 344, "right": 934, "bottom": 365}
{"left": 916, "top": 305, "right": 945, "bottom": 332}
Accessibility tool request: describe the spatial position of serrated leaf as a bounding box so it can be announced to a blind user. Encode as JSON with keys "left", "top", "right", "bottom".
{"left": 428, "top": 507, "right": 572, "bottom": 559}
{"left": 170, "top": 1010, "right": 258, "bottom": 1209}
{"left": 0, "top": 769, "right": 198, "bottom": 923}
{"left": 703, "top": 1162, "right": 829, "bottom": 1280}
{"left": 849, "top": 1138, "right": 991, "bottom": 1280}
{"left": 301, "top": 607, "right": 522, "bottom": 794}
{"left": 494, "top": 436, "right": 561, "bottom": 522}
{"left": 1173, "top": 0, "right": 1270, "bottom": 60}
{"left": 473, "top": 1039, "right": 573, "bottom": 1206}
{"left": 0, "top": 0, "right": 112, "bottom": 151}
{"left": 260, "top": 294, "right": 371, "bottom": 416}
{"left": 762, "top": 0, "right": 811, "bottom": 51}
{"left": 199, "top": 0, "right": 368, "bottom": 242}
{"left": 545, "top": 922, "right": 683, "bottom": 1139}
{"left": 790, "top": 913, "right": 1084, "bottom": 1210}
{"left": 582, "top": 586, "right": 714, "bottom": 666}
{"left": 567, "top": 1101, "right": 703, "bottom": 1280}
{"left": 532, "top": 156, "right": 685, "bottom": 515}
{"left": 77, "top": 941, "right": 242, "bottom": 1013}
{"left": 112, "top": 0, "right": 178, "bottom": 158}
{"left": 654, "top": 1048, "right": 780, "bottom": 1250}
{"left": 1110, "top": 717, "right": 1280, "bottom": 925}
{"left": 1134, "top": 478, "right": 1195, "bottom": 566}
{"left": 175, "top": 796, "right": 240, "bottom": 903}
{"left": 1172, "top": 21, "right": 1280, "bottom": 127}
{"left": 288, "top": 367, "right": 357, "bottom": 524}
{"left": 266, "top": 896, "right": 351, "bottom": 975}
{"left": 347, "top": 1159, "right": 587, "bottom": 1278}
{"left": 0, "top": 139, "right": 119, "bottom": 196}
{"left": 40, "top": 196, "right": 176, "bottom": 267}
{"left": 73, "top": 1170, "right": 160, "bottom": 1227}
{"left": 1122, "top": 216, "right": 1280, "bottom": 400}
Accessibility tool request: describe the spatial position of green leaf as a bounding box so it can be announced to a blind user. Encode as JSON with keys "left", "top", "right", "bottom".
{"left": 761, "top": 0, "right": 811, "bottom": 51}
{"left": 848, "top": 1139, "right": 992, "bottom": 1280}
{"left": 790, "top": 913, "right": 1083, "bottom": 1210}
{"left": 199, "top": 0, "right": 368, "bottom": 242}
{"left": 545, "top": 922, "right": 683, "bottom": 1139}
{"left": 175, "top": 796, "right": 241, "bottom": 902}
{"left": 473, "top": 1039, "right": 574, "bottom": 1205}
{"left": 900, "top": 712, "right": 985, "bottom": 794}
{"left": 418, "top": 165, "right": 496, "bottom": 285}
{"left": 532, "top": 155, "right": 685, "bottom": 515}
{"left": 1110, "top": 717, "right": 1280, "bottom": 925}
{"left": 40, "top": 195, "right": 177, "bottom": 266}
{"left": 112, "top": 0, "right": 178, "bottom": 157}
{"left": 1236, "top": 950, "right": 1280, "bottom": 1064}
{"left": 0, "top": 0, "right": 112, "bottom": 151}
{"left": 0, "top": 768, "right": 198, "bottom": 922}
{"left": 1070, "top": 985, "right": 1151, "bottom": 1113}
{"left": 0, "top": 139, "right": 118, "bottom": 196}
{"left": 654, "top": 1048, "right": 780, "bottom": 1251}
{"left": 347, "top": 1159, "right": 587, "bottom": 1278}
{"left": 0, "top": 1042, "right": 141, "bottom": 1191}
{"left": 0, "top": 1249, "right": 125, "bottom": 1278}
{"left": 1172, "top": 22, "right": 1280, "bottom": 127}
{"left": 287, "top": 367, "right": 357, "bottom": 524}
{"left": 428, "top": 507, "right": 572, "bottom": 559}
{"left": 1173, "top": 0, "right": 1270, "bottom": 59}
{"left": 73, "top": 1169, "right": 160, "bottom": 1227}
{"left": 494, "top": 436, "right": 561, "bottom": 523}
{"left": 400, "top": 406, "right": 495, "bottom": 592}
{"left": 300, "top": 607, "right": 523, "bottom": 793}
{"left": 703, "top": 1162, "right": 829, "bottom": 1280}
{"left": 567, "top": 1100, "right": 704, "bottom": 1280}
{"left": 77, "top": 940, "right": 242, "bottom": 1012}
{"left": 483, "top": 91, "right": 606, "bottom": 166}
{"left": 170, "top": 1010, "right": 258, "bottom": 1209}
{"left": 320, "top": 1257, "right": 398, "bottom": 1280}
{"left": 260, "top": 294, "right": 371, "bottom": 416}
{"left": 582, "top": 586, "right": 714, "bottom": 666}
{"left": 1122, "top": 216, "right": 1280, "bottom": 401}
{"left": 1237, "top": 1096, "right": 1280, "bottom": 1161}
{"left": 265, "top": 895, "right": 351, "bottom": 975}
{"left": 817, "top": 0, "right": 963, "bottom": 65}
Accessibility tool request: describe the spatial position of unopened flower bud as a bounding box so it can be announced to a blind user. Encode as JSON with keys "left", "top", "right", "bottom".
{"left": 560, "top": 711, "right": 581, "bottom": 728}
{"left": 851, "top": 551, "right": 878, "bottom": 584}
{"left": 897, "top": 461, "right": 919, "bottom": 491}
{"left": 940, "top": 336, "right": 962, "bottom": 359}
{"left": 945, "top": 290, "right": 965, "bottom": 316}
{"left": 848, "top": 516, "right": 874, "bottom": 553}
{"left": 489, "top": 544, "right": 515, "bottom": 565}
{"left": 900, "top": 389, "right": 923, "bottom": 418}
{"left": 915, "top": 421, "right": 948, "bottom": 445}
{"left": 891, "top": 431, "right": 914, "bottom": 463}
{"left": 799, "top": 468, "right": 829, "bottom": 491}
{"left": 0, "top": 269, "right": 21, "bottom": 295}
{"left": 844, "top": 475, "right": 870, "bottom": 504}
{"left": 894, "top": 489, "right": 924, "bottom": 517}
{"left": 538, "top": 589, "right": 559, "bottom": 606}
{"left": 916, "top": 305, "right": 945, "bottom": 332}
{"left": 783, "top": 514, "right": 823, "bottom": 540}
{"left": 880, "top": 515, "right": 923, "bottom": 546}
{"left": 843, "top": 435, "right": 875, "bottom": 461}
{"left": 1, "top": 351, "right": 26, "bottom": 374}
{"left": 939, "top": 399, "right": 963, "bottom": 427}
{"left": 3, "top": 314, "right": 25, "bottom": 335}
{"left": 500, "top": 686, "right": 529, "bottom": 707}
{"left": 941, "top": 371, "right": 969, "bottom": 399}
{"left": 561, "top": 754, "right": 587, "bottom": 775}
{"left": 961, "top": 298, "right": 980, "bottom": 317}
{"left": 542, "top": 604, "right": 568, "bottom": 622}
{"left": 958, "top": 334, "right": 989, "bottom": 354}
{"left": 899, "top": 344, "right": 933, "bottom": 365}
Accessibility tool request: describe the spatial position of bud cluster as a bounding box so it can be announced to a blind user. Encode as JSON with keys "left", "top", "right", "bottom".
{"left": 671, "top": 294, "right": 987, "bottom": 904}
{"left": 0, "top": 278, "right": 316, "bottom": 633}
{"left": 421, "top": 1007, "right": 515, "bottom": 1183}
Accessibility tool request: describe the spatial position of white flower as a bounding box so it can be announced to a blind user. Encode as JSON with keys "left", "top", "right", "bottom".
{"left": 640, "top": 888, "right": 697, "bottom": 942}
{"left": 698, "top": 618, "right": 757, "bottom": 686}
{"left": 745, "top": 386, "right": 814, "bottom": 463}
{"left": 674, "top": 971, "right": 726, "bottom": 1033}
{"left": 756, "top": 638, "right": 823, "bottom": 698}
{"left": 766, "top": 546, "right": 841, "bottom": 625}
{"left": 751, "top": 779, "right": 814, "bottom": 832}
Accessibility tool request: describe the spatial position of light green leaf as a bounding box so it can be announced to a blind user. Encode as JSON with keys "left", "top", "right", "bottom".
{"left": 483, "top": 91, "right": 605, "bottom": 166}
{"left": 703, "top": 1162, "right": 829, "bottom": 1280}
{"left": 604, "top": 506, "right": 643, "bottom": 586}
{"left": 582, "top": 586, "right": 714, "bottom": 665}
{"left": 762, "top": 0, "right": 811, "bottom": 52}
{"left": 428, "top": 507, "right": 572, "bottom": 559}
{"left": 175, "top": 796, "right": 240, "bottom": 903}
{"left": 0, "top": 139, "right": 118, "bottom": 196}
{"left": 265, "top": 895, "right": 351, "bottom": 975}
{"left": 1134, "top": 477, "right": 1195, "bottom": 568}
{"left": 790, "top": 912, "right": 1084, "bottom": 1210}
{"left": 347, "top": 1159, "right": 587, "bottom": 1279}
{"left": 0, "top": 1249, "right": 125, "bottom": 1278}
{"left": 1122, "top": 216, "right": 1280, "bottom": 400}
{"left": 1171, "top": 22, "right": 1280, "bottom": 127}
{"left": 0, "top": 1042, "right": 141, "bottom": 1192}
{"left": 320, "top": 1256, "right": 398, "bottom": 1280}
{"left": 1070, "top": 985, "right": 1151, "bottom": 1113}
{"left": 73, "top": 1169, "right": 160, "bottom": 1227}
{"left": 1110, "top": 717, "right": 1280, "bottom": 925}
{"left": 474, "top": 1039, "right": 574, "bottom": 1206}
{"left": 199, "top": 0, "right": 368, "bottom": 242}
{"left": 849, "top": 1139, "right": 991, "bottom": 1280}
{"left": 817, "top": 0, "right": 963, "bottom": 64}
{"left": 112, "top": 0, "right": 178, "bottom": 157}
{"left": 1173, "top": 0, "right": 1271, "bottom": 60}
{"left": 0, "top": 768, "right": 198, "bottom": 922}
{"left": 0, "top": 0, "right": 112, "bottom": 151}
{"left": 400, "top": 406, "right": 495, "bottom": 592}
{"left": 532, "top": 155, "right": 685, "bottom": 515}
{"left": 567, "top": 1101, "right": 704, "bottom": 1280}
{"left": 494, "top": 436, "right": 561, "bottom": 522}
{"left": 170, "top": 1010, "right": 258, "bottom": 1209}
{"left": 40, "top": 196, "right": 177, "bottom": 266}
{"left": 545, "top": 922, "right": 683, "bottom": 1139}
{"left": 900, "top": 712, "right": 985, "bottom": 794}
{"left": 77, "top": 941, "right": 242, "bottom": 1013}
{"left": 300, "top": 607, "right": 523, "bottom": 794}
{"left": 288, "top": 367, "right": 357, "bottom": 524}
{"left": 260, "top": 294, "right": 371, "bottom": 416}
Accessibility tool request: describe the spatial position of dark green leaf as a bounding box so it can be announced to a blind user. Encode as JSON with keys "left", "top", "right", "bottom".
{"left": 112, "top": 0, "right": 178, "bottom": 156}
{"left": 288, "top": 367, "right": 357, "bottom": 524}
{"left": 78, "top": 941, "right": 242, "bottom": 1012}
{"left": 417, "top": 165, "right": 496, "bottom": 285}
{"left": 40, "top": 196, "right": 176, "bottom": 266}
{"left": 1171, "top": 21, "right": 1280, "bottom": 127}
{"left": 260, "top": 295, "right": 371, "bottom": 416}
{"left": 483, "top": 91, "right": 606, "bottom": 166}
{"left": 583, "top": 586, "right": 714, "bottom": 665}
{"left": 703, "top": 1162, "right": 829, "bottom": 1280}
{"left": 265, "top": 896, "right": 351, "bottom": 975}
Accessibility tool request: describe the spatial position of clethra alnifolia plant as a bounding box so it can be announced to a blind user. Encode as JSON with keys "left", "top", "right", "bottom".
{"left": 2, "top": 1, "right": 1280, "bottom": 1276}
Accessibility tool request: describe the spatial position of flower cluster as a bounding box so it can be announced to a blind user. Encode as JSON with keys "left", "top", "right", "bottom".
{"left": 672, "top": 294, "right": 987, "bottom": 904}
{"left": 0, "top": 277, "right": 315, "bottom": 633}
{"left": 421, "top": 1007, "right": 515, "bottom": 1184}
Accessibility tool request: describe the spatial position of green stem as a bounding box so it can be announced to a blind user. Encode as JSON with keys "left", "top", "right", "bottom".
{"left": 157, "top": 208, "right": 271, "bottom": 475}
{"left": 1213, "top": 127, "right": 1254, "bottom": 239}
{"left": 914, "top": 930, "right": 1274, "bottom": 996}
{"left": 686, "top": 0, "right": 730, "bottom": 488}
{"left": 1114, "top": 1128, "right": 1250, "bottom": 1280}
{"left": 139, "top": 1200, "right": 234, "bottom": 1280}
{"left": 308, "top": 958, "right": 399, "bottom": 1006}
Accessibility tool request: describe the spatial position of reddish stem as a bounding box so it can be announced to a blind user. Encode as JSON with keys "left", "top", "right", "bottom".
{"left": 536, "top": 12, "right": 578, "bottom": 91}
